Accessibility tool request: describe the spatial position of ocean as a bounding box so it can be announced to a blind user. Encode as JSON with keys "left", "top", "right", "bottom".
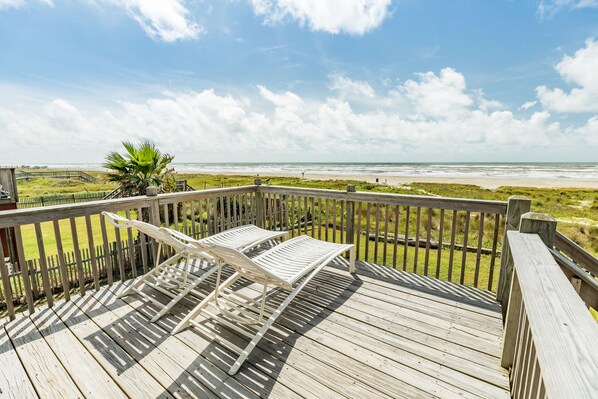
{"left": 13, "top": 162, "right": 598, "bottom": 181}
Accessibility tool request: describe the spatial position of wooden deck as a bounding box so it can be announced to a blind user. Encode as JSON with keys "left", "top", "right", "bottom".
{"left": 0, "top": 260, "right": 510, "bottom": 399}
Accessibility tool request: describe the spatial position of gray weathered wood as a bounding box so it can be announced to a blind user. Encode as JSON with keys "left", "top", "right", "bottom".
{"left": 258, "top": 185, "right": 508, "bottom": 214}
{"left": 0, "top": 324, "right": 38, "bottom": 398}
{"left": 506, "top": 231, "right": 598, "bottom": 399}
{"left": 5, "top": 315, "right": 83, "bottom": 398}
{"left": 34, "top": 223, "right": 53, "bottom": 306}
{"left": 0, "top": 239, "right": 15, "bottom": 318}
{"left": 497, "top": 196, "right": 531, "bottom": 308}
{"left": 554, "top": 230, "right": 598, "bottom": 276}
{"left": 519, "top": 212, "right": 556, "bottom": 248}
{"left": 13, "top": 226, "right": 35, "bottom": 313}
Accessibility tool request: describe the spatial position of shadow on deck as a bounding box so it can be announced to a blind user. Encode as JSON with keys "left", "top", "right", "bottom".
{"left": 1, "top": 259, "right": 510, "bottom": 399}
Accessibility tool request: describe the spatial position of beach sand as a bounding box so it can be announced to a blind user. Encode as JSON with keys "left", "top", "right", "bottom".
{"left": 188, "top": 171, "right": 598, "bottom": 189}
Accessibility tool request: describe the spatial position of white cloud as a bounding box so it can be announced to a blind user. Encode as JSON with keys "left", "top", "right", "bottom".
{"left": 250, "top": 0, "right": 393, "bottom": 35}
{"left": 2, "top": 68, "right": 596, "bottom": 163}
{"left": 328, "top": 74, "right": 376, "bottom": 99}
{"left": 537, "top": 39, "right": 598, "bottom": 113}
{"left": 520, "top": 101, "right": 537, "bottom": 110}
{"left": 98, "top": 0, "right": 204, "bottom": 42}
{"left": 399, "top": 68, "right": 474, "bottom": 119}
{"left": 0, "top": 0, "right": 52, "bottom": 10}
{"left": 538, "top": 0, "right": 598, "bottom": 17}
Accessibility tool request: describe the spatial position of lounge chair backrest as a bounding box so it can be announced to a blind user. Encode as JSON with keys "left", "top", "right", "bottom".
{"left": 102, "top": 211, "right": 187, "bottom": 252}
{"left": 207, "top": 245, "right": 285, "bottom": 286}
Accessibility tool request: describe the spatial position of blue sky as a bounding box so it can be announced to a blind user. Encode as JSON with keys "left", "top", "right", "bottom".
{"left": 1, "top": 0, "right": 597, "bottom": 163}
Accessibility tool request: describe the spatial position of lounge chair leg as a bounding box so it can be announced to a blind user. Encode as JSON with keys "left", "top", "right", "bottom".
{"left": 118, "top": 253, "right": 184, "bottom": 298}
{"left": 349, "top": 247, "right": 356, "bottom": 273}
{"left": 172, "top": 271, "right": 242, "bottom": 334}
{"left": 229, "top": 263, "right": 327, "bottom": 375}
{"left": 150, "top": 264, "right": 219, "bottom": 322}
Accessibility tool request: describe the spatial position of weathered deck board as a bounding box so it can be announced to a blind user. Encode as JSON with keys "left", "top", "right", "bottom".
{"left": 0, "top": 324, "right": 38, "bottom": 399}
{"left": 4, "top": 314, "right": 83, "bottom": 399}
{"left": 0, "top": 261, "right": 510, "bottom": 399}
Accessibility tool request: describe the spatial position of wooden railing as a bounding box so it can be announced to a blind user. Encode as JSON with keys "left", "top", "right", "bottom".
{"left": 501, "top": 229, "right": 598, "bottom": 398}
{"left": 258, "top": 184, "right": 508, "bottom": 291}
{"left": 16, "top": 170, "right": 96, "bottom": 182}
{"left": 0, "top": 182, "right": 509, "bottom": 319}
{"left": 0, "top": 186, "right": 256, "bottom": 318}
{"left": 17, "top": 192, "right": 110, "bottom": 209}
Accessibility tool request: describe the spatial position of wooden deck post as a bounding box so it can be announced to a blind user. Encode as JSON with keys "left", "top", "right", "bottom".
{"left": 254, "top": 179, "right": 264, "bottom": 229}
{"left": 519, "top": 212, "right": 557, "bottom": 248}
{"left": 497, "top": 196, "right": 530, "bottom": 315}
{"left": 501, "top": 213, "right": 556, "bottom": 369}
{"left": 345, "top": 184, "right": 356, "bottom": 249}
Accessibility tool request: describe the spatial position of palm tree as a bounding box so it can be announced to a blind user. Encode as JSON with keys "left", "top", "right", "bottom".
{"left": 104, "top": 140, "right": 175, "bottom": 197}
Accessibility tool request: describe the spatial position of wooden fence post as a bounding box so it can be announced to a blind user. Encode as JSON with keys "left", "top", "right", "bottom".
{"left": 345, "top": 185, "right": 356, "bottom": 248}
{"left": 497, "top": 196, "right": 531, "bottom": 315}
{"left": 501, "top": 212, "right": 557, "bottom": 368}
{"left": 254, "top": 178, "right": 265, "bottom": 229}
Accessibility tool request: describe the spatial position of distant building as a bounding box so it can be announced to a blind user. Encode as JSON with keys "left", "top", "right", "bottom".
{"left": 0, "top": 168, "right": 18, "bottom": 263}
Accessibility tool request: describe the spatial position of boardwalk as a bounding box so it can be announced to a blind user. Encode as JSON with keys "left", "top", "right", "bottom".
{"left": 0, "top": 260, "right": 510, "bottom": 399}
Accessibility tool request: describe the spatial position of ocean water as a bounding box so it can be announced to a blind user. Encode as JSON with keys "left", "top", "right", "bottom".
{"left": 13, "top": 162, "right": 598, "bottom": 181}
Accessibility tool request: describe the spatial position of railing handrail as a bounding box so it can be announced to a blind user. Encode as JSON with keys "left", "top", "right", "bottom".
{"left": 505, "top": 231, "right": 598, "bottom": 398}
{"left": 258, "top": 185, "right": 508, "bottom": 214}
{"left": 550, "top": 248, "right": 598, "bottom": 293}
{"left": 0, "top": 185, "right": 257, "bottom": 228}
{"left": 554, "top": 230, "right": 598, "bottom": 276}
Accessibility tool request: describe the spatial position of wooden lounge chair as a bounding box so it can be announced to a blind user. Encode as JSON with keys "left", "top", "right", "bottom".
{"left": 171, "top": 235, "right": 355, "bottom": 375}
{"left": 101, "top": 211, "right": 288, "bottom": 321}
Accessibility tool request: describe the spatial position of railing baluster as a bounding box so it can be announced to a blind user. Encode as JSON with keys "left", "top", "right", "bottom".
{"left": 0, "top": 236, "right": 15, "bottom": 318}
{"left": 34, "top": 223, "right": 54, "bottom": 305}
{"left": 100, "top": 215, "right": 114, "bottom": 285}
{"left": 460, "top": 211, "right": 471, "bottom": 285}
{"left": 198, "top": 199, "right": 205, "bottom": 238}
{"left": 340, "top": 200, "right": 345, "bottom": 243}
{"left": 303, "top": 197, "right": 308, "bottom": 235}
{"left": 414, "top": 207, "right": 421, "bottom": 273}
{"left": 219, "top": 196, "right": 225, "bottom": 233}
{"left": 448, "top": 210, "right": 457, "bottom": 282}
{"left": 392, "top": 205, "right": 399, "bottom": 269}
{"left": 124, "top": 210, "right": 137, "bottom": 279}
{"left": 332, "top": 199, "right": 337, "bottom": 243}
{"left": 234, "top": 194, "right": 240, "bottom": 228}
{"left": 205, "top": 198, "right": 212, "bottom": 235}
{"left": 291, "top": 195, "right": 296, "bottom": 238}
{"left": 136, "top": 207, "right": 148, "bottom": 274}
{"left": 356, "top": 202, "right": 363, "bottom": 261}
{"left": 383, "top": 204, "right": 389, "bottom": 266}
{"left": 311, "top": 197, "right": 315, "bottom": 237}
{"left": 189, "top": 200, "right": 197, "bottom": 238}
{"left": 474, "top": 212, "right": 485, "bottom": 288}
{"left": 436, "top": 209, "right": 445, "bottom": 279}
{"left": 374, "top": 205, "right": 380, "bottom": 264}
{"left": 182, "top": 201, "right": 189, "bottom": 235}
{"left": 113, "top": 222, "right": 125, "bottom": 282}
{"left": 365, "top": 203, "right": 371, "bottom": 262}
{"left": 13, "top": 226, "right": 34, "bottom": 313}
{"left": 488, "top": 213, "right": 500, "bottom": 291}
{"left": 403, "top": 206, "right": 410, "bottom": 271}
{"left": 52, "top": 220, "right": 70, "bottom": 300}
{"left": 69, "top": 218, "right": 86, "bottom": 295}
{"left": 317, "top": 198, "right": 322, "bottom": 240}
{"left": 173, "top": 201, "right": 180, "bottom": 232}
{"left": 424, "top": 208, "right": 432, "bottom": 276}
{"left": 324, "top": 198, "right": 329, "bottom": 241}
{"left": 85, "top": 215, "right": 100, "bottom": 290}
